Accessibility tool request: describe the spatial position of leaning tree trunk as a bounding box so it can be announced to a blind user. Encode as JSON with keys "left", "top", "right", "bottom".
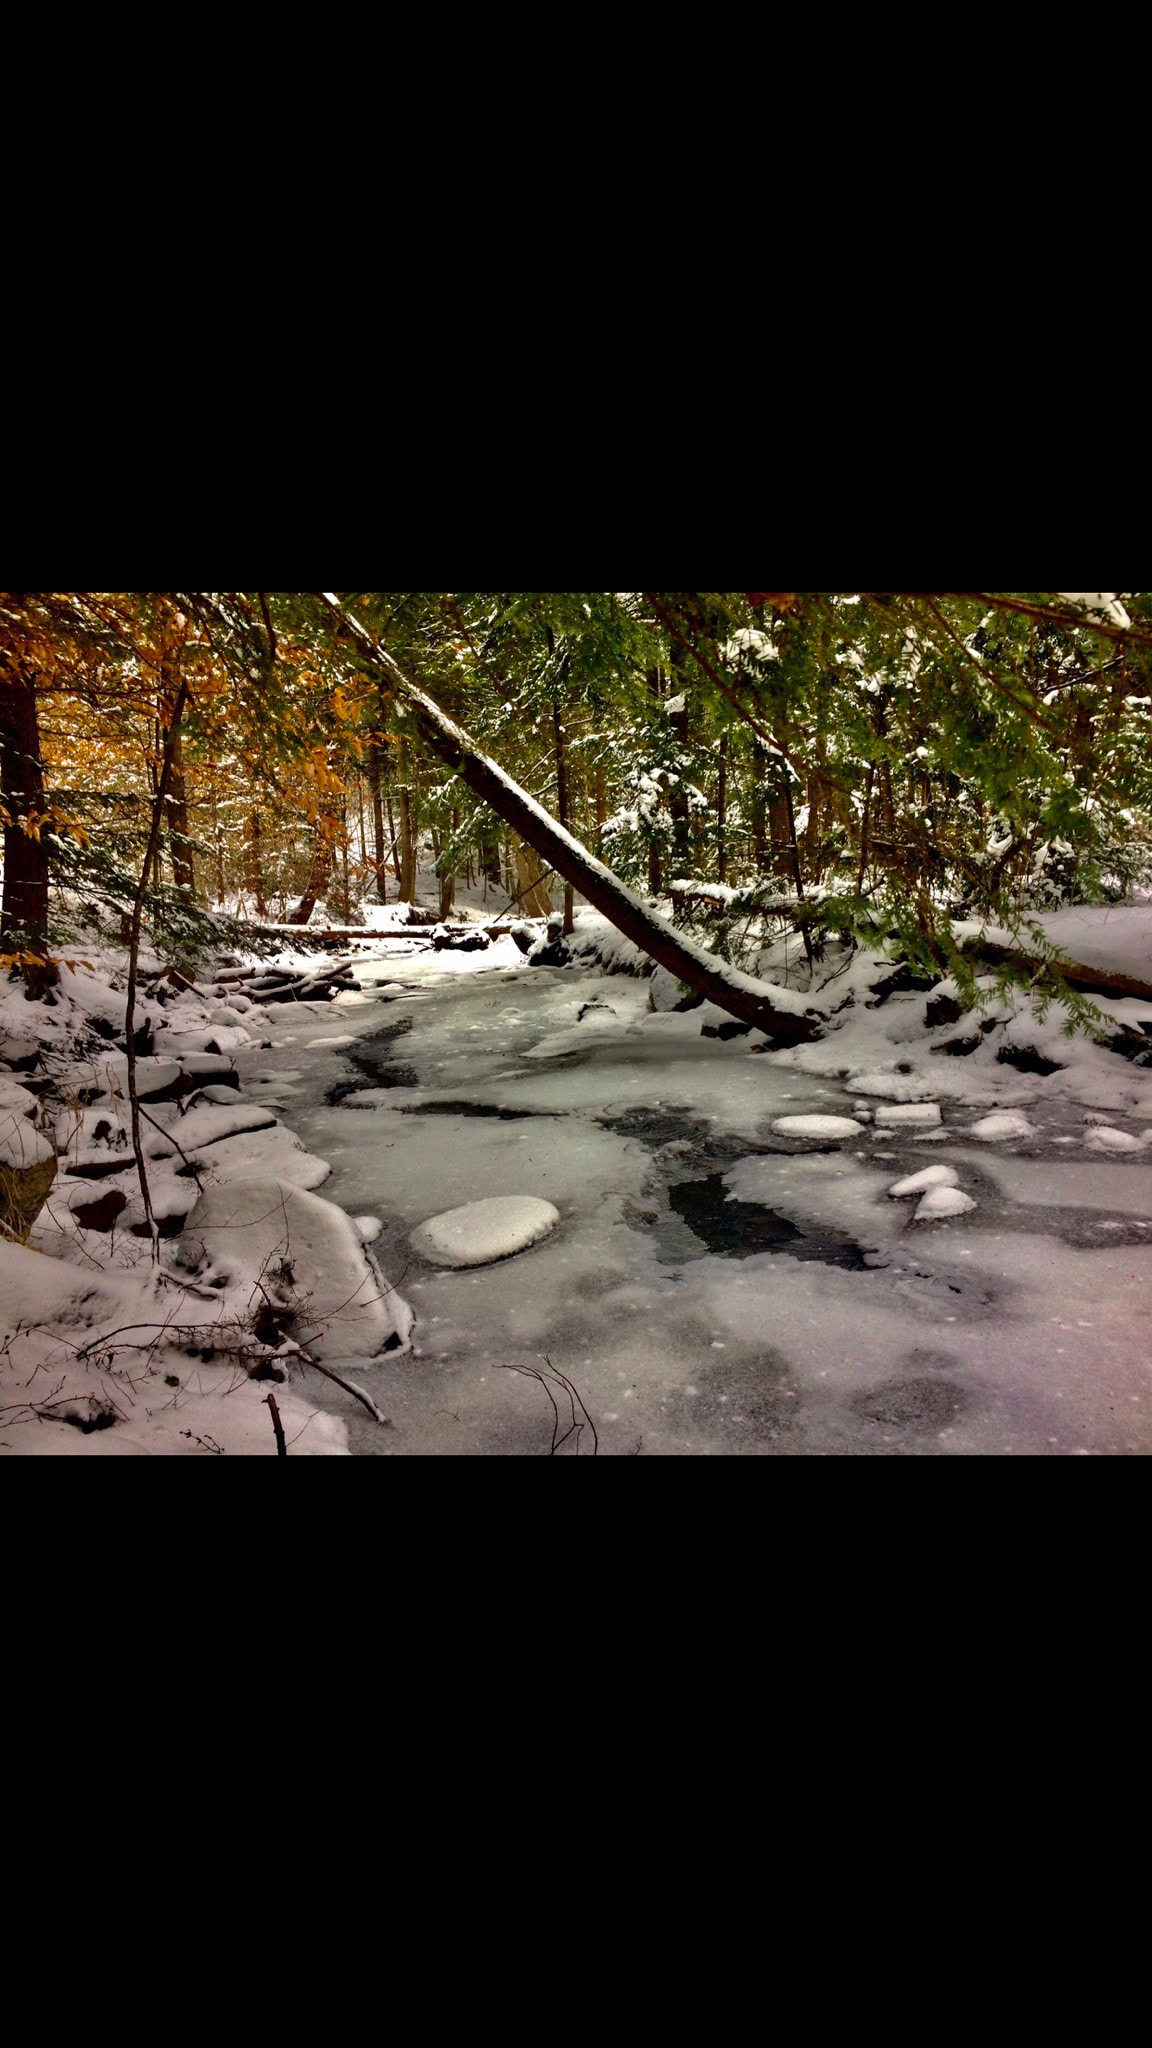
{"left": 0, "top": 669, "right": 50, "bottom": 955}
{"left": 317, "top": 596, "right": 821, "bottom": 1042}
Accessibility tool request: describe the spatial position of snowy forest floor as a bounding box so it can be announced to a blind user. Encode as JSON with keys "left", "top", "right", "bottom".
{"left": 5, "top": 900, "right": 1152, "bottom": 1455}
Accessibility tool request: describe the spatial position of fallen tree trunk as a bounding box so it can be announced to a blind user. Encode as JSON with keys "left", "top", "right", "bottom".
{"left": 961, "top": 937, "right": 1152, "bottom": 1006}
{"left": 316, "top": 595, "right": 822, "bottom": 1042}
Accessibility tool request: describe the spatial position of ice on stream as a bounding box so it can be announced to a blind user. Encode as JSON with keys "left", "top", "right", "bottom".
{"left": 9, "top": 906, "right": 1152, "bottom": 1456}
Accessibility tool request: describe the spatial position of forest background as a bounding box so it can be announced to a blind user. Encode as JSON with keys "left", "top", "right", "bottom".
{"left": 3, "top": 590, "right": 1151, "bottom": 1012}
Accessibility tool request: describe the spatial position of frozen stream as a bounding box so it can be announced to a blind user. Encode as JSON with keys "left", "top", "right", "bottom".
{"left": 235, "top": 939, "right": 1152, "bottom": 1456}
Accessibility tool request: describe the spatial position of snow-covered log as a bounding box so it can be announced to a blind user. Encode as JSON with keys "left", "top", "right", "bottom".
{"left": 316, "top": 596, "right": 824, "bottom": 1043}
{"left": 961, "top": 937, "right": 1152, "bottom": 1005}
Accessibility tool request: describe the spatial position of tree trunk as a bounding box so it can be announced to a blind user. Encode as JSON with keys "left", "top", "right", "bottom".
{"left": 515, "top": 838, "right": 554, "bottom": 916}
{"left": 397, "top": 739, "right": 417, "bottom": 903}
{"left": 165, "top": 718, "right": 195, "bottom": 894}
{"left": 318, "top": 596, "right": 820, "bottom": 1041}
{"left": 212, "top": 793, "right": 226, "bottom": 905}
{"left": 245, "top": 811, "right": 267, "bottom": 916}
{"left": 667, "top": 641, "right": 691, "bottom": 875}
{"left": 367, "top": 739, "right": 387, "bottom": 901}
{"left": 552, "top": 689, "right": 574, "bottom": 935}
{"left": 339, "top": 807, "right": 352, "bottom": 923}
{"left": 479, "top": 827, "right": 502, "bottom": 898}
{"left": 0, "top": 670, "right": 50, "bottom": 953}
{"left": 594, "top": 759, "right": 608, "bottom": 847}
{"left": 124, "top": 675, "right": 191, "bottom": 1249}
{"left": 437, "top": 805, "right": 459, "bottom": 919}
{"left": 768, "top": 784, "right": 792, "bottom": 872}
{"left": 716, "top": 734, "right": 728, "bottom": 883}
{"left": 385, "top": 793, "right": 400, "bottom": 894}
{"left": 287, "top": 825, "right": 333, "bottom": 924}
{"left": 751, "top": 739, "right": 769, "bottom": 871}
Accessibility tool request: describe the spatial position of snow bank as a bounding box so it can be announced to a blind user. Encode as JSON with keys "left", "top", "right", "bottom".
{"left": 0, "top": 1237, "right": 350, "bottom": 1456}
{"left": 170, "top": 1177, "right": 413, "bottom": 1362}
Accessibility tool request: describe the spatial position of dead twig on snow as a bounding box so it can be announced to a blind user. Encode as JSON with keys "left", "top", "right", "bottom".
{"left": 502, "top": 1355, "right": 598, "bottom": 1455}
{"left": 265, "top": 1390, "right": 287, "bottom": 1455}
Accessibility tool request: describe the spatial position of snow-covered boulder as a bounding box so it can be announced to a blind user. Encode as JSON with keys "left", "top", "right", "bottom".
{"left": 912, "top": 1186, "right": 977, "bottom": 1221}
{"left": 1082, "top": 1125, "right": 1148, "bottom": 1153}
{"left": 771, "top": 1114, "right": 863, "bottom": 1140}
{"left": 969, "top": 1111, "right": 1034, "bottom": 1142}
{"left": 410, "top": 1195, "right": 560, "bottom": 1268}
{"left": 848, "top": 1071, "right": 939, "bottom": 1102}
{"left": 0, "top": 1098, "right": 56, "bottom": 1235}
{"left": 887, "top": 1164, "right": 960, "bottom": 1198}
{"left": 170, "top": 1178, "right": 412, "bottom": 1361}
{"left": 142, "top": 1102, "right": 278, "bottom": 1158}
{"left": 190, "top": 1123, "right": 331, "bottom": 1189}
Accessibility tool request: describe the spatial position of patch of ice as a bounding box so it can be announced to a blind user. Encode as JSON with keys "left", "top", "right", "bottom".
{"left": 410, "top": 1195, "right": 560, "bottom": 1268}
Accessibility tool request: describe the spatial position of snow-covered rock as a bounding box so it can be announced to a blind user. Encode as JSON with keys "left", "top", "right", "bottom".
{"left": 771, "top": 1115, "right": 863, "bottom": 1140}
{"left": 163, "top": 1023, "right": 251, "bottom": 1054}
{"left": 848, "top": 1071, "right": 938, "bottom": 1102}
{"left": 410, "top": 1195, "right": 560, "bottom": 1267}
{"left": 170, "top": 1177, "right": 412, "bottom": 1361}
{"left": 1082, "top": 1125, "right": 1147, "bottom": 1153}
{"left": 873, "top": 1102, "right": 942, "bottom": 1126}
{"left": 969, "top": 1111, "right": 1035, "bottom": 1141}
{"left": 912, "top": 1186, "right": 977, "bottom": 1221}
{"left": 142, "top": 1102, "right": 278, "bottom": 1157}
{"left": 887, "top": 1164, "right": 960, "bottom": 1198}
{"left": 0, "top": 1109, "right": 53, "bottom": 1170}
{"left": 188, "top": 1122, "right": 331, "bottom": 1190}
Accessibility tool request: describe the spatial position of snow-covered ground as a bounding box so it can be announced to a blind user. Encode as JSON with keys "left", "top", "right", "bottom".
{"left": 5, "top": 902, "right": 1152, "bottom": 1454}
